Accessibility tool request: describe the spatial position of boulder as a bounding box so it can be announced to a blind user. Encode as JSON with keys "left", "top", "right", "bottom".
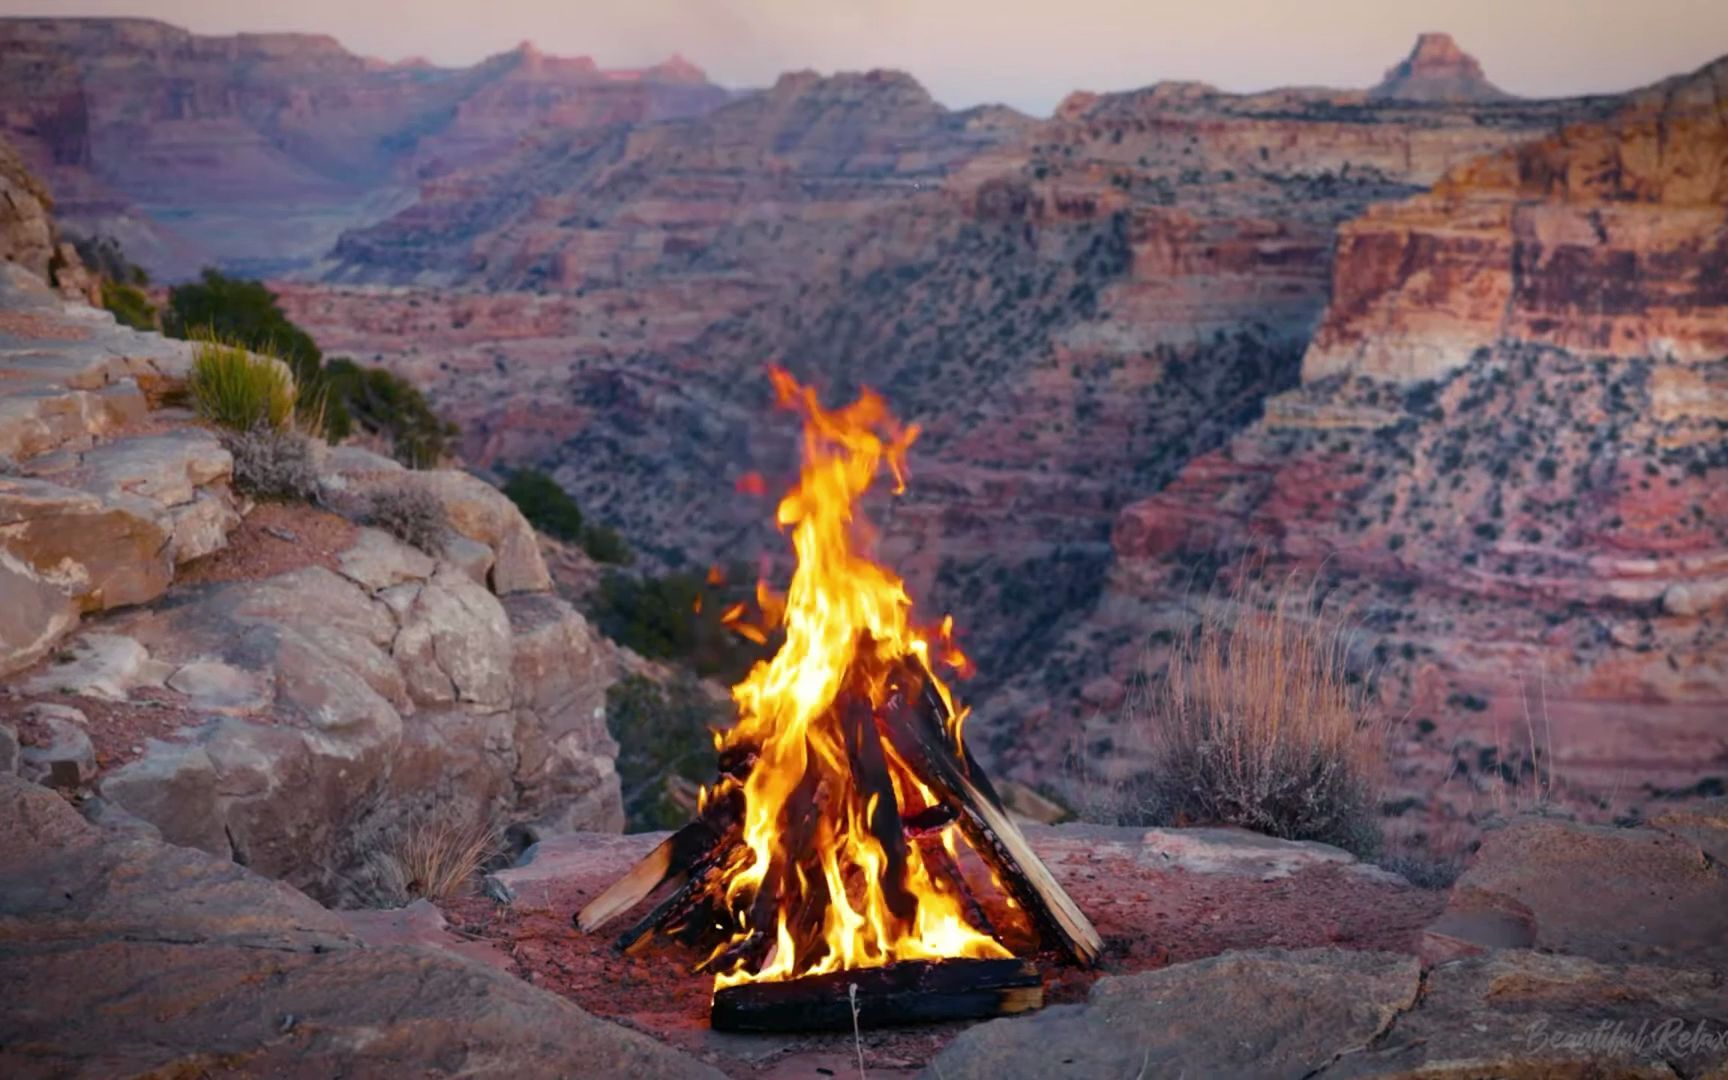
{"left": 1325, "top": 950, "right": 1728, "bottom": 1078}
{"left": 20, "top": 632, "right": 171, "bottom": 699}
{"left": 0, "top": 774, "right": 722, "bottom": 1079}
{"left": 505, "top": 592, "right": 623, "bottom": 832}
{"left": 164, "top": 658, "right": 272, "bottom": 715}
{"left": 100, "top": 741, "right": 230, "bottom": 859}
{"left": 0, "top": 476, "right": 172, "bottom": 611}
{"left": 79, "top": 559, "right": 622, "bottom": 901}
{"left": 0, "top": 722, "right": 16, "bottom": 774}
{"left": 387, "top": 567, "right": 514, "bottom": 709}
{"left": 336, "top": 525, "right": 436, "bottom": 592}
{"left": 0, "top": 553, "right": 78, "bottom": 677}
{"left": 925, "top": 948, "right": 1420, "bottom": 1079}
{"left": 318, "top": 452, "right": 551, "bottom": 594}
{"left": 15, "top": 703, "right": 96, "bottom": 787}
{"left": 1428, "top": 814, "right": 1728, "bottom": 970}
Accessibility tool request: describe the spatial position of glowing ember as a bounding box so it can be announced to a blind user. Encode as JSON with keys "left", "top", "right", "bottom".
{"left": 702, "top": 367, "right": 1008, "bottom": 989}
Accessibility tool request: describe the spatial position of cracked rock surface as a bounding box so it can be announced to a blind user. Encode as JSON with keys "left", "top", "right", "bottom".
{"left": 0, "top": 775, "right": 722, "bottom": 1079}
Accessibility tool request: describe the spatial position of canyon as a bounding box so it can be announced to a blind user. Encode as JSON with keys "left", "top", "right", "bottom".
{"left": 0, "top": 17, "right": 730, "bottom": 279}
{"left": 4, "top": 19, "right": 1724, "bottom": 835}
{"left": 1, "top": 19, "right": 1726, "bottom": 1075}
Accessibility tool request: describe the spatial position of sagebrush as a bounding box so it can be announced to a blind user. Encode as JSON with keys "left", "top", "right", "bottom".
{"left": 1079, "top": 580, "right": 1384, "bottom": 856}
{"left": 187, "top": 336, "right": 296, "bottom": 432}
{"left": 221, "top": 424, "right": 319, "bottom": 502}
{"left": 361, "top": 486, "right": 450, "bottom": 554}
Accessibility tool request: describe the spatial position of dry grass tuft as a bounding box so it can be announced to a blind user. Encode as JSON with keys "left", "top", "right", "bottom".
{"left": 393, "top": 814, "right": 501, "bottom": 902}
{"left": 1078, "top": 577, "right": 1384, "bottom": 856}
{"left": 349, "top": 813, "right": 502, "bottom": 908}
{"left": 187, "top": 333, "right": 297, "bottom": 432}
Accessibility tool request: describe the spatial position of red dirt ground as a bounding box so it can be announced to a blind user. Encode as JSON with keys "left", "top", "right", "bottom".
{"left": 440, "top": 832, "right": 1444, "bottom": 1078}
{"left": 176, "top": 501, "right": 357, "bottom": 586}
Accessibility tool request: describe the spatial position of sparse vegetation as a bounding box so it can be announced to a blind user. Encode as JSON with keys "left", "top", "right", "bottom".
{"left": 167, "top": 270, "right": 457, "bottom": 461}
{"left": 322, "top": 358, "right": 459, "bottom": 467}
{"left": 166, "top": 269, "right": 322, "bottom": 380}
{"left": 186, "top": 336, "right": 296, "bottom": 432}
{"left": 1078, "top": 581, "right": 1383, "bottom": 856}
{"left": 99, "top": 279, "right": 157, "bottom": 330}
{"left": 579, "top": 521, "right": 632, "bottom": 564}
{"left": 221, "top": 424, "right": 319, "bottom": 502}
{"left": 592, "top": 566, "right": 771, "bottom": 680}
{"left": 502, "top": 467, "right": 584, "bottom": 541}
{"left": 361, "top": 486, "right": 450, "bottom": 554}
{"left": 607, "top": 674, "right": 730, "bottom": 830}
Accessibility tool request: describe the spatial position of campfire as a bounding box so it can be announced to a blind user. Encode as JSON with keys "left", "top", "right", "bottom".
{"left": 579, "top": 369, "right": 1101, "bottom": 1032}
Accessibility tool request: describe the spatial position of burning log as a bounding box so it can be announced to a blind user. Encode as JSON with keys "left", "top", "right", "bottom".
{"left": 572, "top": 368, "right": 1102, "bottom": 1030}
{"left": 576, "top": 756, "right": 752, "bottom": 934}
{"left": 710, "top": 957, "right": 1042, "bottom": 1033}
{"left": 876, "top": 668, "right": 1103, "bottom": 968}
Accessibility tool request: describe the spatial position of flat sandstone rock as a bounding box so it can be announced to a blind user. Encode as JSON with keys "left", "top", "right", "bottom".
{"left": 0, "top": 775, "right": 722, "bottom": 1079}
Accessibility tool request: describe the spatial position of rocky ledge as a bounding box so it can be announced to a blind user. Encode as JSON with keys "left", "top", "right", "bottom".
{"left": 0, "top": 774, "right": 719, "bottom": 1078}
{"left": 0, "top": 260, "right": 624, "bottom": 903}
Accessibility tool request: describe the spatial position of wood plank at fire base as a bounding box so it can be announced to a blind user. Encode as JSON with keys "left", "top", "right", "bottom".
{"left": 876, "top": 672, "right": 1103, "bottom": 967}
{"left": 577, "top": 759, "right": 749, "bottom": 933}
{"left": 710, "top": 957, "right": 1042, "bottom": 1033}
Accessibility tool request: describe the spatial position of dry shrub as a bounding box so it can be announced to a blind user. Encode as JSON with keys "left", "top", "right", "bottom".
{"left": 360, "top": 485, "right": 450, "bottom": 554}
{"left": 1078, "top": 579, "right": 1384, "bottom": 856}
{"left": 222, "top": 424, "right": 318, "bottom": 502}
{"left": 351, "top": 814, "right": 501, "bottom": 908}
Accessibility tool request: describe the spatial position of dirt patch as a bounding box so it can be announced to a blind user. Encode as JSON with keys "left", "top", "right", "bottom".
{"left": 177, "top": 501, "right": 359, "bottom": 586}
{"left": 438, "top": 835, "right": 1444, "bottom": 1077}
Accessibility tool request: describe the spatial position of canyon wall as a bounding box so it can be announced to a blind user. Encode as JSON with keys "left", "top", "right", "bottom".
{"left": 1029, "top": 56, "right": 1728, "bottom": 824}
{"left": 284, "top": 55, "right": 1607, "bottom": 706}
{"left": 0, "top": 18, "right": 731, "bottom": 279}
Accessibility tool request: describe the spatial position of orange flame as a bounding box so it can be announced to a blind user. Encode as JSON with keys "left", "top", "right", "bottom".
{"left": 706, "top": 367, "right": 1006, "bottom": 988}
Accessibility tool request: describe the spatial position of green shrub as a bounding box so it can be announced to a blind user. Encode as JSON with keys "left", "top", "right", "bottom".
{"left": 361, "top": 486, "right": 450, "bottom": 554}
{"left": 100, "top": 280, "right": 157, "bottom": 331}
{"left": 323, "top": 358, "right": 459, "bottom": 467}
{"left": 580, "top": 522, "right": 632, "bottom": 564}
{"left": 221, "top": 425, "right": 318, "bottom": 502}
{"left": 164, "top": 272, "right": 457, "bottom": 456}
{"left": 502, "top": 468, "right": 583, "bottom": 541}
{"left": 187, "top": 338, "right": 296, "bottom": 432}
{"left": 166, "top": 270, "right": 321, "bottom": 381}
{"left": 591, "top": 565, "right": 771, "bottom": 681}
{"left": 607, "top": 674, "right": 729, "bottom": 830}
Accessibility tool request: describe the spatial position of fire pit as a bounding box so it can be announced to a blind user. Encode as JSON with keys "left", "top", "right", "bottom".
{"left": 578, "top": 368, "right": 1101, "bottom": 1032}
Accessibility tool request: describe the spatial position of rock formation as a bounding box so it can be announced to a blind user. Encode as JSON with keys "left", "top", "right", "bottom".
{"left": 1036, "top": 55, "right": 1728, "bottom": 823}
{"left": 0, "top": 224, "right": 625, "bottom": 904}
{"left": 1369, "top": 32, "right": 1514, "bottom": 104}
{"left": 0, "top": 773, "right": 721, "bottom": 1078}
{"left": 0, "top": 17, "right": 731, "bottom": 278}
{"left": 0, "top": 135, "right": 96, "bottom": 302}
{"left": 281, "top": 50, "right": 1605, "bottom": 734}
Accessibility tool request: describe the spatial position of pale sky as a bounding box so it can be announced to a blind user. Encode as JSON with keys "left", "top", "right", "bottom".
{"left": 5, "top": 0, "right": 1727, "bottom": 115}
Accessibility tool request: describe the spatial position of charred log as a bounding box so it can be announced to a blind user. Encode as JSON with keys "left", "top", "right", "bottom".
{"left": 710, "top": 958, "right": 1042, "bottom": 1033}
{"left": 876, "top": 664, "right": 1103, "bottom": 967}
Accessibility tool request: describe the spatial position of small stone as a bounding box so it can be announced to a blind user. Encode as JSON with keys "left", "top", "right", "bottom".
{"left": 18, "top": 704, "right": 96, "bottom": 787}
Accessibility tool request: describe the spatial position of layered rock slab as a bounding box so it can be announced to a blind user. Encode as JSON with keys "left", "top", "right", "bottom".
{"left": 0, "top": 774, "right": 721, "bottom": 1079}
{"left": 926, "top": 948, "right": 1420, "bottom": 1079}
